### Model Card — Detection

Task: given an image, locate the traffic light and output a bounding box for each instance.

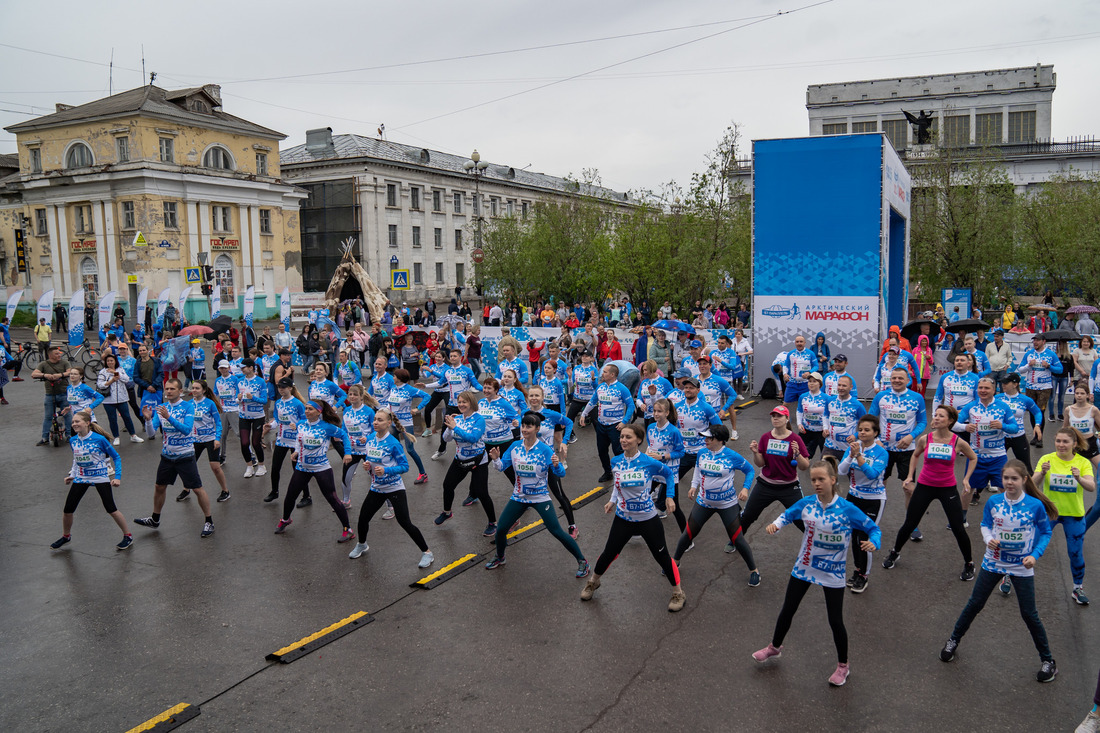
[200,265,214,296]
[201,281,212,295]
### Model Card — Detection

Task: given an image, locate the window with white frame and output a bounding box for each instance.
[34,208,47,236]
[203,146,233,170]
[74,204,92,234]
[121,201,135,230]
[432,190,442,212]
[80,257,99,304]
[386,183,398,207]
[117,136,130,162]
[506,199,515,216]
[255,152,268,176]
[212,205,232,233]
[388,224,398,247]
[410,187,420,210]
[490,197,499,217]
[214,253,235,304]
[434,227,442,249]
[259,209,272,234]
[163,202,179,229]
[413,262,422,284]
[159,137,174,163]
[453,191,463,214]
[65,143,93,169]
[412,226,421,248]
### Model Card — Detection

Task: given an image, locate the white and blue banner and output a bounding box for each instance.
[97,290,117,333]
[68,289,85,347]
[243,286,255,328]
[157,288,171,325]
[136,287,149,329]
[211,286,222,319]
[280,287,291,332]
[37,290,54,327]
[5,289,23,321]
[942,288,972,321]
[178,286,193,325]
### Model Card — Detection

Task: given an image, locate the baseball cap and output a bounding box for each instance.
[700,428,714,438]
[834,353,848,362]
[888,345,900,353]
[217,361,230,370]
[277,377,295,388]
[1001,372,1021,384]
[672,369,690,379]
[241,357,256,368]
[771,405,790,417]
[808,371,823,382]
[1031,333,1046,340]
[696,355,711,364]
[680,375,700,388]
[689,339,702,348]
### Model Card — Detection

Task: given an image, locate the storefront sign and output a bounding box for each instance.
[211,239,240,251]
[71,239,97,253]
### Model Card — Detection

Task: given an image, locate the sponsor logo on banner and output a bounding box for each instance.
[759,301,871,322]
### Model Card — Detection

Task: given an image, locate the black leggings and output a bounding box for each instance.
[674,503,755,570]
[358,490,428,551]
[772,576,848,663]
[239,417,265,463]
[594,515,679,585]
[801,430,825,459]
[422,391,447,428]
[740,478,805,533]
[1005,434,1034,475]
[442,457,495,522]
[64,482,117,514]
[566,399,587,424]
[283,468,349,528]
[548,473,575,526]
[494,499,584,561]
[270,445,309,498]
[892,482,972,562]
[847,495,885,576]
[437,405,461,452]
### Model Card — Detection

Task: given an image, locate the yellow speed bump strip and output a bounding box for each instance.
[495,485,609,546]
[735,399,758,411]
[124,703,199,732]
[265,611,373,663]
[570,486,608,510]
[410,552,479,589]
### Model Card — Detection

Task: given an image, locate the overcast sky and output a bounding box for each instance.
[2,0,1097,194]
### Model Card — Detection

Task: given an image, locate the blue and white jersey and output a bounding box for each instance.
[308,378,347,409]
[680,354,700,378]
[1020,347,1063,391]
[933,371,981,412]
[362,432,409,493]
[272,397,307,448]
[228,357,244,377]
[666,388,687,408]
[235,375,269,420]
[495,440,564,503]
[151,399,196,458]
[478,396,520,444]
[368,370,395,403]
[646,420,685,476]
[610,452,676,522]
[294,419,349,473]
[868,389,927,450]
[571,364,599,401]
[536,375,565,409]
[692,447,755,510]
[710,347,743,382]
[699,374,736,414]
[676,398,721,455]
[796,390,828,432]
[444,412,487,461]
[342,404,377,456]
[981,493,1053,577]
[426,365,479,407]
[773,495,882,588]
[532,406,572,446]
[584,381,635,426]
[824,395,866,451]
[66,384,104,417]
[873,360,911,392]
[1092,359,1100,395]
[422,363,447,390]
[781,348,814,383]
[498,385,528,415]
[260,354,280,399]
[335,360,362,387]
[838,442,889,499]
[1000,392,1043,439]
[637,376,674,420]
[68,432,121,482]
[954,398,1018,458]
[190,396,222,443]
[215,374,240,412]
[386,384,429,428]
[188,347,206,369]
[119,354,137,380]
[495,357,530,384]
[823,370,858,398]
[965,349,992,378]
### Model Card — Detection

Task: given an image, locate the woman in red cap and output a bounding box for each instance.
[739,405,810,535]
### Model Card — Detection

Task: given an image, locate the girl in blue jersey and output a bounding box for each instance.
[386,369,430,485]
[50,410,132,551]
[63,368,104,423]
[1000,372,1043,475]
[646,398,686,528]
[837,416,889,593]
[567,350,600,430]
[434,391,497,535]
[182,380,229,504]
[262,377,309,505]
[347,409,434,569]
[753,456,881,687]
[308,362,347,410]
[527,386,578,537]
[498,368,529,424]
[368,355,395,404]
[537,360,567,412]
[796,372,828,458]
[214,362,239,464]
[236,358,269,480]
[581,424,687,612]
[339,384,379,507]
[485,412,589,577]
[637,360,674,428]
[939,460,1058,684]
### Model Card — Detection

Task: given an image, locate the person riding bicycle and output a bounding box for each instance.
[32,345,72,445]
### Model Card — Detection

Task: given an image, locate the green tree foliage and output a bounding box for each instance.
[1016,172,1100,304]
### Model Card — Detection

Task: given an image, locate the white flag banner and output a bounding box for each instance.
[97,290,118,333]
[5,289,24,321]
[36,290,54,327]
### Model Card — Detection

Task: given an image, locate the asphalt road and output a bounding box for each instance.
[1,375,1098,732]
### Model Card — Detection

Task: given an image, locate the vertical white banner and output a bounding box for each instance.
[97,290,118,333]
[136,287,149,330]
[280,286,290,332]
[68,289,85,346]
[5,289,24,321]
[157,287,171,325]
[244,286,255,328]
[36,290,55,327]
[179,286,194,320]
[211,286,221,319]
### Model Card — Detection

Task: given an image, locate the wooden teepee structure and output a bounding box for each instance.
[324,237,387,323]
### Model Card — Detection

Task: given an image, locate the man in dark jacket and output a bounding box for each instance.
[368,323,386,363]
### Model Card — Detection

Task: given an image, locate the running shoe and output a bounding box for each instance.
[0,398,7,405]
[1074,587,1091,606]
[36,440,49,446]
[462,495,479,507]
[482,522,498,537]
[431,450,445,461]
[176,489,191,502]
[341,499,352,509]
[337,529,356,543]
[737,393,745,400]
[414,473,428,485]
[752,644,782,662]
[828,663,850,687]
[421,428,432,438]
[216,490,231,503]
[668,589,686,612]
[882,550,899,569]
[348,542,369,559]
[263,491,279,503]
[485,556,506,570]
[657,510,668,519]
[910,527,923,542]
[1075,710,1100,733]
[568,434,578,445]
[576,559,590,578]
[296,496,313,508]
[418,551,434,569]
[382,507,395,520]
[201,521,215,538]
[730,430,739,441]
[113,437,121,446]
[243,465,255,478]
[684,542,695,553]
[1037,659,1058,683]
[1000,576,1013,596]
[748,570,761,588]
[960,562,976,581]
[274,518,292,534]
[11,376,23,381]
[850,574,868,594]
[254,465,267,477]
[133,517,160,528]
[50,535,71,549]
[940,638,958,662]
[116,535,133,551]
[569,525,579,540]
[846,572,857,588]
[434,511,452,525]
[130,435,144,443]
[597,472,612,483]
[580,577,601,600]
[725,542,737,553]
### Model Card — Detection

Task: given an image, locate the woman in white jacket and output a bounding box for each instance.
[97,353,144,446]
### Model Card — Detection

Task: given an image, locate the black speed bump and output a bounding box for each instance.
[266,611,373,663]
[410,553,479,589]
[124,703,200,732]
[570,486,608,510]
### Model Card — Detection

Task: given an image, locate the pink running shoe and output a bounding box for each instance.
[752,644,782,662]
[828,663,850,686]
[338,529,356,543]
[274,519,292,534]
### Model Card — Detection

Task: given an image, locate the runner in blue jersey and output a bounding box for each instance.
[263,378,309,505]
[64,367,105,422]
[679,339,703,378]
[478,377,521,499]
[566,350,600,432]
[823,354,858,399]
[308,362,347,410]
[180,380,229,504]
[236,358,269,480]
[186,339,206,385]
[134,378,215,538]
[822,374,866,461]
[434,391,497,534]
[335,350,363,390]
[869,366,929,540]
[226,345,244,377]
[837,416,889,593]
[999,372,1044,474]
[527,385,579,537]
[339,384,378,507]
[671,375,722,533]
[50,410,132,551]
[698,355,739,441]
[710,334,744,393]
[386,369,430,485]
[646,398,686,526]
[419,349,479,460]
[796,372,829,458]
[933,353,981,414]
[940,460,1058,684]
[494,341,530,384]
[418,350,449,438]
[780,335,815,417]
[485,413,589,576]
[498,368,529,418]
[1019,333,1061,440]
[637,360,674,427]
[536,359,567,412]
[753,456,881,687]
[347,409,434,569]
[214,362,239,464]
[579,362,636,484]
[873,348,912,392]
[962,336,992,378]
[581,424,687,612]
[954,377,1019,513]
[367,355,394,404]
[275,399,354,542]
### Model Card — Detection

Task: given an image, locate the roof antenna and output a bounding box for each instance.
[109,48,114,95]
[142,44,145,85]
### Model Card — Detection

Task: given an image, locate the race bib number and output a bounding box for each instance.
[303,437,323,449]
[681,428,697,439]
[830,415,847,427]
[1049,473,1077,492]
[75,455,95,467]
[1072,418,1091,432]
[618,469,646,487]
[813,531,846,550]
[366,447,384,460]
[766,439,789,456]
[516,461,537,476]
[951,387,969,397]
[886,410,907,424]
[927,443,953,460]
[698,458,722,476]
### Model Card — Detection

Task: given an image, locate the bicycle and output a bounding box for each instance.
[16,341,39,370]
[35,377,69,447]
[58,341,103,380]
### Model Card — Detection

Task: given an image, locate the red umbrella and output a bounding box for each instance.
[179,325,214,337]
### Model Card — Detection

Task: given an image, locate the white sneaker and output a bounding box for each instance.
[130,435,144,443]
[737,394,745,400]
[431,450,444,461]
[418,551,434,569]
[1076,710,1100,733]
[113,437,121,446]
[731,430,739,441]
[382,507,396,520]
[243,465,255,478]
[421,429,432,438]
[348,542,369,559]
[254,465,267,477]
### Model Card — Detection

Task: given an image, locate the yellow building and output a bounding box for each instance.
[1,83,305,322]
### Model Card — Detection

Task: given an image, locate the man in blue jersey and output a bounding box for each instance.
[869,367,928,488]
[823,353,858,399]
[953,376,1018,512]
[1019,333,1062,444]
[823,374,865,461]
[780,335,814,418]
[579,363,636,483]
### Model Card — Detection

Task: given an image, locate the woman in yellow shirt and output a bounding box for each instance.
[1034,427,1096,605]
[1001,305,1016,331]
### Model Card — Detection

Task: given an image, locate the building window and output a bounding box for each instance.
[1008,111,1037,143]
[881,119,908,150]
[159,137,174,163]
[74,204,92,234]
[506,199,515,216]
[851,121,877,133]
[30,148,41,173]
[259,209,272,235]
[388,224,398,247]
[456,263,465,287]
[117,136,130,162]
[121,201,135,230]
[490,197,499,217]
[413,262,422,285]
[432,190,442,212]
[453,192,463,214]
[434,228,442,249]
[410,187,420,210]
[35,208,47,236]
[212,205,231,233]
[214,253,235,305]
[80,257,99,305]
[412,226,421,248]
[435,262,444,283]
[204,146,234,170]
[65,143,93,169]
[522,201,529,218]
[256,152,268,176]
[455,229,463,250]
[822,123,847,136]
[943,115,970,147]
[976,113,1003,145]
[386,183,398,207]
[163,202,179,229]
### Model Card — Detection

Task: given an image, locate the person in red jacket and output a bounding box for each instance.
[600,330,623,363]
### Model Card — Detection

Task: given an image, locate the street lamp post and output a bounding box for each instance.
[463,150,488,295]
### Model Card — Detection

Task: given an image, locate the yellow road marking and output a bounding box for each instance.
[415,553,476,586]
[124,703,190,733]
[570,487,605,505]
[270,611,368,657]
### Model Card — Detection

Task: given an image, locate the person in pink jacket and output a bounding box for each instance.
[911,335,935,397]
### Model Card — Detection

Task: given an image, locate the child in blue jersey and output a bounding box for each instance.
[63,368,105,422]
[50,410,132,551]
[308,362,347,410]
[186,339,206,385]
[753,455,881,687]
[180,380,230,504]
[637,360,674,427]
[537,359,567,412]
[999,372,1043,474]
[497,368,529,417]
[485,413,589,577]
[434,391,497,534]
[263,377,309,505]
[837,416,889,593]
[386,369,430,485]
[646,398,685,525]
[581,424,687,612]
[339,384,379,506]
[796,372,828,458]
[940,460,1059,684]
[527,386,579,537]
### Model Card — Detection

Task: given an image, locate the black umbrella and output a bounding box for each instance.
[944,318,990,334]
[206,314,233,339]
[1036,328,1078,342]
[900,319,941,342]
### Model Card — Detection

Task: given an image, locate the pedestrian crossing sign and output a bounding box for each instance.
[185,267,201,284]
[391,270,410,290]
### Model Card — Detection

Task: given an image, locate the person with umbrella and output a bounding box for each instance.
[1020,334,1064,444]
[1074,308,1100,336]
